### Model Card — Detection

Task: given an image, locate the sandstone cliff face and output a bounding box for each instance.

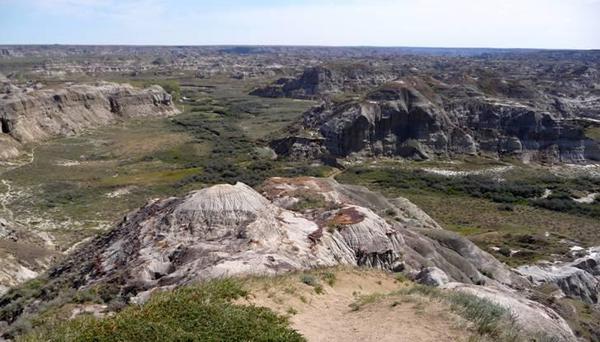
[0,82,178,159]
[271,78,600,163]
[0,177,576,340]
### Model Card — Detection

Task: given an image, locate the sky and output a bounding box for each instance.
[0,0,599,49]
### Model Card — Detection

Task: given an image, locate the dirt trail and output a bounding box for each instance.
[328,168,343,180]
[245,269,471,342]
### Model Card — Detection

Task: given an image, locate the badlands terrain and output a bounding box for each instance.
[0,45,599,341]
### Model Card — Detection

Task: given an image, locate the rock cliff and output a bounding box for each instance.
[270,78,600,163]
[0,82,179,159]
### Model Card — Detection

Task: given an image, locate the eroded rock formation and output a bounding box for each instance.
[0,82,179,159]
[250,64,395,99]
[517,248,600,305]
[0,177,576,340]
[264,67,600,163]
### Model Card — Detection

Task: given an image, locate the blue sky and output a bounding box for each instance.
[0,0,599,48]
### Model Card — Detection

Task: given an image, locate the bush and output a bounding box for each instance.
[497,204,514,211]
[299,274,319,287]
[339,167,600,218]
[19,279,304,342]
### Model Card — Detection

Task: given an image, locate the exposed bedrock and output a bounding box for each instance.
[0,82,179,159]
[0,177,577,340]
[517,248,600,305]
[263,69,600,163]
[0,218,57,296]
[250,64,395,99]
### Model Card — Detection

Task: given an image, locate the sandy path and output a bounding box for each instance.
[245,269,470,342]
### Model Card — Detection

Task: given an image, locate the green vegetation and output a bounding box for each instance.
[321,272,337,287]
[167,110,330,188]
[447,292,514,336]
[346,281,527,341]
[339,167,600,217]
[298,274,324,294]
[289,191,327,211]
[338,165,600,265]
[584,126,600,141]
[19,279,304,342]
[404,285,521,341]
[299,274,319,287]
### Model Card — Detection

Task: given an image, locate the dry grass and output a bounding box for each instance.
[241,267,474,342]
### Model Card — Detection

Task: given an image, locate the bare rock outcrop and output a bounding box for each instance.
[265,68,600,163]
[516,248,600,305]
[445,282,576,341]
[37,179,521,292]
[0,82,179,159]
[0,177,576,340]
[250,64,395,99]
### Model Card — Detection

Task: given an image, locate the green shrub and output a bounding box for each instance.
[19,279,304,342]
[394,273,409,283]
[339,167,600,218]
[313,285,324,295]
[290,192,326,212]
[497,204,514,211]
[299,274,319,287]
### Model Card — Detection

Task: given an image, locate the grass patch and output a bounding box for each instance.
[405,285,520,341]
[18,279,304,342]
[290,191,327,212]
[584,126,600,141]
[349,293,385,311]
[299,274,319,287]
[99,167,201,187]
[320,272,337,287]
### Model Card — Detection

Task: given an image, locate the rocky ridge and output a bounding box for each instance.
[0,177,577,340]
[250,64,396,99]
[263,65,600,163]
[0,82,179,159]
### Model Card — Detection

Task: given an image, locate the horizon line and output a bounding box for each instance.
[1,44,599,52]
